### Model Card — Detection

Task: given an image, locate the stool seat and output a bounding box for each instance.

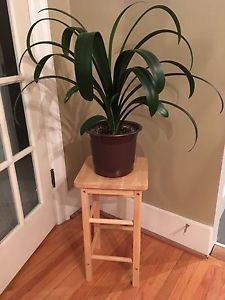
[74,156,148,191]
[74,156,148,287]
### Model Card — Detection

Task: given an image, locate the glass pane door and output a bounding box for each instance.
[0,0,40,242]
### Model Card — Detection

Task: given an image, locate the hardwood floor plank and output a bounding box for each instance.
[45,230,130,300]
[2,213,225,300]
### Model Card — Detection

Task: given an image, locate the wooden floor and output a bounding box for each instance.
[2,214,225,300]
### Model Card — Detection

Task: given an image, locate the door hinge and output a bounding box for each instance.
[50,169,56,188]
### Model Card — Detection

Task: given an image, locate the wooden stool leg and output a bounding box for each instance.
[132,191,142,287]
[81,189,92,281]
[93,194,101,249]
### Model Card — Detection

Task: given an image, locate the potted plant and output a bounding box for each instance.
[19,3,223,177]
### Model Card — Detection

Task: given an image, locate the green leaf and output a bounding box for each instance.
[134,29,194,70]
[161,60,195,98]
[75,32,95,101]
[113,50,133,93]
[120,83,142,110]
[108,2,141,69]
[119,96,146,120]
[64,85,79,103]
[120,103,143,122]
[120,5,182,53]
[165,73,224,113]
[113,49,165,94]
[26,17,72,64]
[34,53,75,82]
[134,49,165,93]
[61,26,85,56]
[92,78,106,101]
[125,67,159,116]
[193,75,224,113]
[161,100,198,151]
[39,7,87,31]
[75,32,112,101]
[157,102,169,117]
[80,115,106,135]
[19,41,74,70]
[128,96,147,106]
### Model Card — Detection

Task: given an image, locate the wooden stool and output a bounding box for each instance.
[74,156,148,287]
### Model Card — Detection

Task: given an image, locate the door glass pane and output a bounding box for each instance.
[15,154,39,217]
[1,84,29,154]
[0,0,18,77]
[0,169,18,241]
[0,130,5,163]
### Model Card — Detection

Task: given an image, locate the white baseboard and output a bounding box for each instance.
[100,197,214,255]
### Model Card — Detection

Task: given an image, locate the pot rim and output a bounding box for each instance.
[87,120,142,138]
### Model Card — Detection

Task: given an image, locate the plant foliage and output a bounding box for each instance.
[20,4,224,151]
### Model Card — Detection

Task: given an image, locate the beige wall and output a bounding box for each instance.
[48,0,225,225]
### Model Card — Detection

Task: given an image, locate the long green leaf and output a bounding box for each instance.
[120,95,146,119]
[124,67,159,116]
[39,7,86,30]
[134,29,194,70]
[113,49,164,95]
[61,26,85,56]
[134,49,165,93]
[113,50,133,93]
[75,32,112,101]
[92,38,113,98]
[92,78,106,101]
[64,85,79,103]
[120,5,182,53]
[161,60,195,98]
[165,73,224,113]
[75,32,95,101]
[26,18,72,64]
[161,100,198,151]
[93,94,106,111]
[19,41,74,70]
[63,83,106,111]
[108,2,141,69]
[119,76,138,107]
[80,115,106,135]
[120,83,142,110]
[120,103,142,122]
[34,53,75,82]
[120,96,168,120]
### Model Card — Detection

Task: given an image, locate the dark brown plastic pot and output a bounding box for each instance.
[87,121,142,178]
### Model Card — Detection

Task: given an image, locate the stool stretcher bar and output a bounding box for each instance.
[91,254,132,263]
[100,224,133,231]
[89,218,133,226]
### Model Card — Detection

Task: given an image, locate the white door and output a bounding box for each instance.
[0,0,62,293]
